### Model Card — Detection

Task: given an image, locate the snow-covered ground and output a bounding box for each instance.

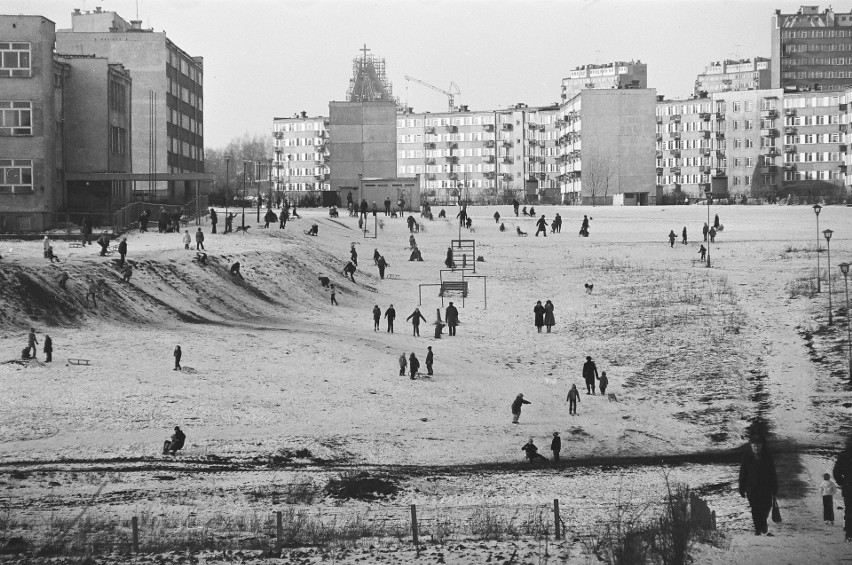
[1,203,851,562]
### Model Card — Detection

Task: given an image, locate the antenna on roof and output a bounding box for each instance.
[136,0,139,20]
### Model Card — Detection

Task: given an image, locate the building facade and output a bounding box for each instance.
[771,5,852,92]
[272,113,329,198]
[56,7,204,202]
[328,100,397,194]
[0,15,67,231]
[694,58,771,95]
[561,61,647,101]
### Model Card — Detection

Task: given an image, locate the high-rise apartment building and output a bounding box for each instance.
[561,61,647,101]
[694,58,772,95]
[56,7,204,202]
[655,95,717,199]
[771,5,852,92]
[272,113,329,197]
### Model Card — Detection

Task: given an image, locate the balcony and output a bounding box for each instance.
[785,145,797,153]
[502,140,514,148]
[656,134,663,142]
[502,157,514,164]
[759,165,777,174]
[538,125,546,132]
[699,147,711,156]
[841,125,848,133]
[761,109,778,119]
[484,155,495,163]
[273,131,283,139]
[712,168,727,177]
[784,126,797,135]
[314,175,326,182]
[445,155,459,163]
[701,130,711,139]
[671,149,682,158]
[656,116,663,124]
[841,103,848,112]
[448,172,459,180]
[425,158,436,165]
[764,146,779,156]
[502,123,513,131]
[841,144,848,152]
[785,108,797,117]
[655,167,664,175]
[655,150,664,159]
[528,122,537,129]
[699,165,711,174]
[783,163,796,171]
[425,127,436,134]
[528,139,538,146]
[714,131,725,139]
[502,173,513,180]
[424,142,436,149]
[426,173,436,181]
[840,164,848,172]
[760,128,778,138]
[446,125,458,133]
[670,131,681,140]
[671,114,681,123]
[484,124,495,132]
[485,140,495,148]
[484,171,496,179]
[671,167,682,175]
[715,150,726,159]
[447,142,458,150]
[714,112,724,121]
[698,183,710,191]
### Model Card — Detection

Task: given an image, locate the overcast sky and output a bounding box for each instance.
[14,0,822,147]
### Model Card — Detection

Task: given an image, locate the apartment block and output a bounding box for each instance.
[561,61,647,101]
[694,58,772,95]
[772,5,852,92]
[272,113,329,195]
[56,7,204,202]
[0,15,67,231]
[558,89,657,205]
[781,91,846,197]
[655,95,716,199]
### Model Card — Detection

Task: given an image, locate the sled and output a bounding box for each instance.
[67,358,91,365]
[385,274,400,280]
[68,242,84,248]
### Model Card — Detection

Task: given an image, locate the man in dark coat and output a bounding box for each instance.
[703,222,709,242]
[377,255,388,279]
[582,356,598,394]
[96,232,110,257]
[445,247,455,269]
[425,346,434,376]
[533,301,545,333]
[535,215,548,237]
[445,302,459,336]
[833,439,852,540]
[43,335,53,363]
[117,237,128,267]
[163,426,186,455]
[360,199,368,221]
[682,226,687,245]
[551,432,561,462]
[511,393,530,424]
[372,305,382,331]
[82,215,93,244]
[522,438,546,463]
[210,208,218,233]
[408,352,420,380]
[739,436,778,536]
[513,199,520,217]
[138,210,149,232]
[384,197,392,216]
[384,304,396,333]
[406,308,427,336]
[343,261,356,282]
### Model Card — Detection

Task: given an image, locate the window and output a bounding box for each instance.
[0,42,31,77]
[0,101,32,135]
[0,159,33,193]
[109,126,127,155]
[745,120,754,130]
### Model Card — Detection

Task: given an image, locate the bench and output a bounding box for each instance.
[439,281,468,297]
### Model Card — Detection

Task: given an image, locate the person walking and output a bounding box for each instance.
[398,352,407,376]
[682,226,688,245]
[173,345,182,371]
[343,261,357,282]
[85,280,100,307]
[445,302,459,336]
[513,199,520,217]
[583,356,598,394]
[56,272,69,290]
[533,300,545,333]
[350,243,358,266]
[195,228,205,251]
[567,384,581,415]
[385,304,396,333]
[535,215,548,237]
[739,435,778,536]
[668,230,676,248]
[409,352,420,380]
[425,346,434,376]
[493,211,501,224]
[360,198,368,221]
[703,222,709,242]
[43,235,51,259]
[96,232,110,256]
[511,393,530,424]
[833,439,852,540]
[709,226,716,243]
[27,328,38,359]
[372,305,382,331]
[43,335,53,363]
[580,215,590,237]
[551,432,561,462]
[183,230,192,250]
[554,213,562,233]
[406,307,427,336]
[698,245,707,262]
[445,247,455,269]
[279,207,288,229]
[330,285,338,306]
[714,213,720,229]
[544,300,555,333]
[118,237,128,267]
[598,371,609,395]
[373,248,381,265]
[376,255,388,279]
[820,472,838,525]
[82,215,93,245]
[210,208,218,234]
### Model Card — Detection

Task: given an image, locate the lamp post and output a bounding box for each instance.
[813,204,822,292]
[256,160,262,222]
[224,156,230,224]
[704,186,712,267]
[839,262,852,382]
[241,161,248,229]
[267,158,273,212]
[824,228,834,325]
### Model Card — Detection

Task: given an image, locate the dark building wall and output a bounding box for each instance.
[329,101,396,193]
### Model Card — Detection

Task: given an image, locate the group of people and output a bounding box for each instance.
[21,327,51,362]
[398,347,434,379]
[533,300,556,333]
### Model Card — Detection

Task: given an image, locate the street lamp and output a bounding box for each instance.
[704,186,712,267]
[824,228,834,325]
[813,204,822,292]
[225,156,230,227]
[242,160,249,229]
[267,158,273,212]
[256,160,262,222]
[839,262,852,382]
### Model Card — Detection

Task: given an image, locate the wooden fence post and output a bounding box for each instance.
[276,511,283,554]
[553,499,561,540]
[131,516,139,553]
[410,504,419,545]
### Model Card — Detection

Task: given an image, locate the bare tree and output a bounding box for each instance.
[583,148,617,206]
[204,134,272,202]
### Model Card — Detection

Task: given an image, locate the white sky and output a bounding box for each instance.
[11,0,826,147]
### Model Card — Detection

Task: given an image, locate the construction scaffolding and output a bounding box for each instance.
[345,44,399,106]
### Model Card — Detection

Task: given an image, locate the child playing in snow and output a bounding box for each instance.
[820,472,838,524]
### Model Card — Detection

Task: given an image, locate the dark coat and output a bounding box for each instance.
[373,306,381,320]
[409,355,420,373]
[551,436,561,452]
[544,302,555,326]
[533,303,545,327]
[425,350,433,365]
[170,428,186,451]
[385,307,396,320]
[833,448,852,496]
[521,442,539,459]
[265,210,278,223]
[536,217,548,229]
[582,360,598,382]
[406,310,427,325]
[210,210,218,223]
[738,449,778,499]
[360,200,368,214]
[118,240,127,255]
[511,396,530,414]
[445,305,459,326]
[43,336,52,353]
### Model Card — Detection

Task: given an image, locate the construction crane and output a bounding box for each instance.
[404,76,461,112]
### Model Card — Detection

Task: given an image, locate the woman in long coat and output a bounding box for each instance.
[739,435,778,536]
[544,300,555,333]
[533,301,545,333]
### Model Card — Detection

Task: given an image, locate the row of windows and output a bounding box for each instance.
[785,115,841,125]
[783,43,852,53]
[276,152,324,162]
[782,70,852,79]
[658,175,712,184]
[0,159,32,192]
[785,95,842,107]
[275,137,324,147]
[168,49,202,83]
[279,182,329,190]
[786,134,844,144]
[0,101,31,135]
[785,152,843,162]
[167,80,202,110]
[109,126,127,155]
[0,42,30,77]
[169,138,203,161]
[783,57,852,66]
[278,168,326,177]
[274,121,326,132]
[108,80,128,115]
[169,109,203,136]
[425,180,499,189]
[781,29,852,39]
[785,170,844,180]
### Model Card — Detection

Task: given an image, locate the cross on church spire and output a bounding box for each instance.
[360,44,370,60]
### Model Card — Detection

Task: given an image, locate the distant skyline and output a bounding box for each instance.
[11,0,839,147]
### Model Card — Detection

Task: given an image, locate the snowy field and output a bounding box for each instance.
[1,203,851,563]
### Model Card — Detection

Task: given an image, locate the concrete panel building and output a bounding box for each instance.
[561,61,647,101]
[0,15,68,231]
[272,113,329,199]
[558,89,657,205]
[56,7,204,203]
[772,5,852,92]
[694,58,772,95]
[656,95,716,201]
[328,100,397,194]
[59,55,132,213]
